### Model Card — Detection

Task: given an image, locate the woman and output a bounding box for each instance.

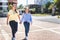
[7,4,20,40]
[20,7,32,40]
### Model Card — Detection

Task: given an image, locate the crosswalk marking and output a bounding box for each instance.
[1,30,11,40]
[0,21,60,40]
[33,21,60,35]
[0,24,11,40]
[0,24,2,30]
[34,25,60,35]
[0,24,1,26]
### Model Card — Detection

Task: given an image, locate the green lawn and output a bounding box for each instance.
[57,15,60,18]
[32,13,50,16]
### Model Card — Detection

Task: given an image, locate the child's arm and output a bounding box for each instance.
[30,14,32,25]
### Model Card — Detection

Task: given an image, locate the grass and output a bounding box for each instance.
[57,15,60,18]
[32,13,50,16]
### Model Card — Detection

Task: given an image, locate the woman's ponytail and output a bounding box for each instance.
[15,9,17,13]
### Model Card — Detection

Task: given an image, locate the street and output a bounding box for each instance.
[0,16,60,40]
[33,16,60,24]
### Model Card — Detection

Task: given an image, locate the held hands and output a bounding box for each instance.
[7,22,8,25]
[30,22,32,25]
[20,22,22,24]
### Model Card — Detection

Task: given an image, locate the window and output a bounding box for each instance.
[0,7,2,10]
[2,0,8,1]
[0,2,2,5]
[3,7,8,12]
[3,2,8,5]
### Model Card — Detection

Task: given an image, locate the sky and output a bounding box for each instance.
[17,0,54,7]
[17,0,34,6]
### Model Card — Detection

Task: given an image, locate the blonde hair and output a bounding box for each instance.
[25,7,29,9]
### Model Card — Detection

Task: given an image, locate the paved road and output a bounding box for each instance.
[0,17,60,40]
[33,16,60,24]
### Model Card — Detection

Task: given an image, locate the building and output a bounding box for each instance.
[8,0,17,6]
[0,0,17,16]
[0,0,8,14]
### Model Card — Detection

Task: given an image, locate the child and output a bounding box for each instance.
[20,7,32,40]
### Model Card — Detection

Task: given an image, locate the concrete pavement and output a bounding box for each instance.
[0,16,60,40]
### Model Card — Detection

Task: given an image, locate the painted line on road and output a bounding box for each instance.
[34,25,60,29]
[0,24,2,30]
[0,23,60,39]
[33,24,60,35]
[13,29,45,34]
[49,30,60,34]
[1,29,11,40]
[0,24,1,26]
[8,25,60,35]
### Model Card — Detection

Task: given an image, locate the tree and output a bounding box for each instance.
[45,2,52,13]
[46,2,52,9]
[54,0,60,18]
[18,4,23,9]
[54,0,57,3]
[53,0,60,9]
[56,0,60,9]
[8,3,13,11]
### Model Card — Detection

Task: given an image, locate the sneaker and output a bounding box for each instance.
[22,37,28,40]
[12,37,15,40]
[25,36,28,40]
[22,38,27,40]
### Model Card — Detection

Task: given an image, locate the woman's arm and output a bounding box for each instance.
[7,10,11,25]
[18,15,20,22]
[20,14,24,24]
[7,15,9,25]
[17,10,20,23]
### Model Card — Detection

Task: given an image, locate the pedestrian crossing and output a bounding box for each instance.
[0,20,60,40]
[33,20,60,35]
[1,29,11,40]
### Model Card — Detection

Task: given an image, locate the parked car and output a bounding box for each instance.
[19,10,23,15]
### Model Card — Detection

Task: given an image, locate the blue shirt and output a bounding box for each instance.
[21,13,32,23]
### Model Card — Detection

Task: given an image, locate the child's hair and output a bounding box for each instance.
[24,7,30,13]
[25,7,29,10]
